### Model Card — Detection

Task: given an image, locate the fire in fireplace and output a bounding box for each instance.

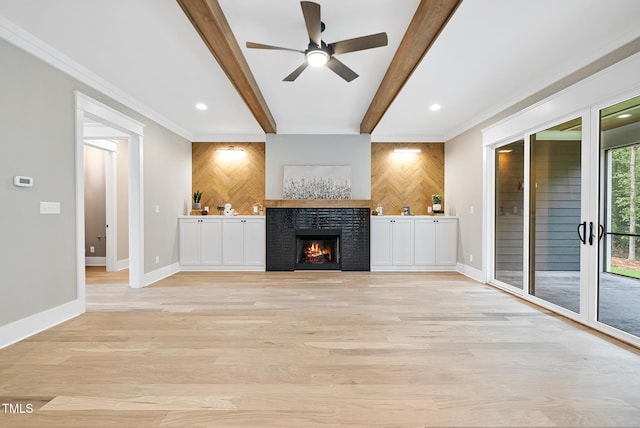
[295,229,341,270]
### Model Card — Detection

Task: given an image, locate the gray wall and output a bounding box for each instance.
[84,145,107,258]
[0,38,191,328]
[265,134,371,199]
[116,139,129,263]
[1,39,78,325]
[143,124,192,273]
[445,127,485,271]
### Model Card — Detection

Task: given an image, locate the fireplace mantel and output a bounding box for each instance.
[264,199,371,209]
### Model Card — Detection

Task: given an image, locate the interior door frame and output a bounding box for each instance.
[83,139,118,272]
[75,91,145,302]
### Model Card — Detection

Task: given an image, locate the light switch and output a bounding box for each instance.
[40,201,61,214]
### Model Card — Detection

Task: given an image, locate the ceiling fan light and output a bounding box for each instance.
[306,49,329,67]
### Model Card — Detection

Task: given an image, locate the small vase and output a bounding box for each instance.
[193,203,201,210]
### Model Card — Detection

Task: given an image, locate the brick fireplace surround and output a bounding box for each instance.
[264,200,371,271]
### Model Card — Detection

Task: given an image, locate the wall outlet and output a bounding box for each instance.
[469,254,473,262]
[155,255,160,264]
[155,205,160,213]
[470,205,474,215]
[89,246,95,253]
[40,201,61,214]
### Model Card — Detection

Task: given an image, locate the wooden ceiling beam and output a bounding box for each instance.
[177,0,277,134]
[360,0,462,135]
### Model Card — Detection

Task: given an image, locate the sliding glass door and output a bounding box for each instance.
[529,118,583,313]
[598,96,640,337]
[494,140,525,289]
[492,115,589,314]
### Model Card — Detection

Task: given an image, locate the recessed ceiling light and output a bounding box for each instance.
[618,113,631,119]
[195,103,208,111]
[498,149,513,153]
[429,104,441,111]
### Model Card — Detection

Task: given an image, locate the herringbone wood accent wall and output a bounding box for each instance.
[192,142,265,215]
[371,143,444,215]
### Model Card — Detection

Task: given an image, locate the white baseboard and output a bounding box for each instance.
[85,256,106,266]
[0,299,84,349]
[143,262,180,287]
[116,258,129,271]
[179,265,266,272]
[456,263,485,283]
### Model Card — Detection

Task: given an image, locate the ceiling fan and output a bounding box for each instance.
[246,1,388,82]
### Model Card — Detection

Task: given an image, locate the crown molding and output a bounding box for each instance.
[0,16,193,141]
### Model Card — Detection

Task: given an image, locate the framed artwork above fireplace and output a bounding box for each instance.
[282,165,352,200]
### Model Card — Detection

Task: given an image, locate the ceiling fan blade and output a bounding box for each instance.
[326,57,358,82]
[329,32,388,55]
[301,1,322,46]
[246,42,303,53]
[283,62,309,82]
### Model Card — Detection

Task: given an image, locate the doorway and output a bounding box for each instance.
[83,135,129,273]
[75,91,145,305]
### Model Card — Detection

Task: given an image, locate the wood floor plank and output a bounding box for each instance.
[0,270,639,426]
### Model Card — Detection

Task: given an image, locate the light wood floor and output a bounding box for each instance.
[1,271,640,427]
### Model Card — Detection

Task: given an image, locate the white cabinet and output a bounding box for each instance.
[179,216,265,271]
[415,218,457,267]
[222,218,265,267]
[370,218,414,266]
[371,216,458,271]
[179,218,222,266]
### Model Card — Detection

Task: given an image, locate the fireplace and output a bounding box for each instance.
[265,204,370,271]
[295,229,341,270]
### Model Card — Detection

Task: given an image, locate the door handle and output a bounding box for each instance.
[589,222,595,246]
[599,224,605,241]
[577,221,586,245]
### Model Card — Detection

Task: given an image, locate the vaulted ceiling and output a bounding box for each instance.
[1,0,640,142]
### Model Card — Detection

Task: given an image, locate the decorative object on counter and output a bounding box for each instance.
[252,202,263,215]
[192,190,203,210]
[376,203,383,216]
[217,205,224,215]
[201,206,209,215]
[432,194,442,213]
[224,203,237,216]
[402,206,412,216]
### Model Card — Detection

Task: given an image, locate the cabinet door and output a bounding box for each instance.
[391,219,414,265]
[371,219,393,266]
[435,219,458,266]
[414,219,437,265]
[222,219,245,265]
[200,219,222,265]
[243,219,265,266]
[179,219,201,265]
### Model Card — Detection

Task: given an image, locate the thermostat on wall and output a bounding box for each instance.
[13,176,34,187]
